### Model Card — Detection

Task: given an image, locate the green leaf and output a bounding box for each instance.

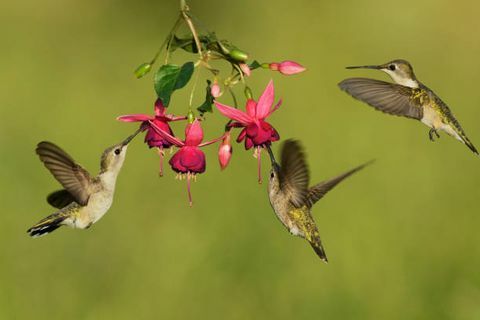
[197,80,214,115]
[134,63,152,78]
[154,62,195,106]
[175,62,195,90]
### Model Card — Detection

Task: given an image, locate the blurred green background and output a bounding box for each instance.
[1,0,480,319]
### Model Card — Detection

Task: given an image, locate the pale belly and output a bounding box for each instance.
[421,106,462,141]
[67,192,114,229]
[269,196,305,238]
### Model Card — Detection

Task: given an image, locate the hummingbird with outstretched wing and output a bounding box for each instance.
[266,140,372,263]
[27,130,140,237]
[339,59,478,155]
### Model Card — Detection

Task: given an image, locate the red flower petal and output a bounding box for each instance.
[170,146,206,174]
[117,114,154,122]
[185,120,204,146]
[214,101,252,125]
[255,80,274,119]
[149,120,184,147]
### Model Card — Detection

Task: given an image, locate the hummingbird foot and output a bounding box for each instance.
[429,128,440,142]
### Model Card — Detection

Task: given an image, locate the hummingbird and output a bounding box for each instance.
[27,129,141,237]
[338,59,478,155]
[266,140,371,263]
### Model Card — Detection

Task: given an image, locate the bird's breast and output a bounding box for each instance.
[421,104,443,129]
[83,191,114,224]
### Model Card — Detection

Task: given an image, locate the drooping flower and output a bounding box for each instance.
[149,119,224,206]
[117,99,185,176]
[267,60,306,75]
[214,80,282,183]
[218,131,233,170]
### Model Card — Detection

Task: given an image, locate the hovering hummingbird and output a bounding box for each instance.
[266,140,371,263]
[27,130,140,237]
[339,59,478,155]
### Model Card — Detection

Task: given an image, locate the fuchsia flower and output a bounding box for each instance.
[218,131,233,170]
[214,80,281,183]
[117,99,185,176]
[268,60,306,75]
[149,119,224,206]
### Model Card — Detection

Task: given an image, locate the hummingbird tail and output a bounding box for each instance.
[463,138,479,155]
[27,213,67,237]
[309,238,328,264]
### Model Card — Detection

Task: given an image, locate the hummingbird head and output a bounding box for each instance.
[347,59,419,88]
[100,129,141,173]
[100,143,129,173]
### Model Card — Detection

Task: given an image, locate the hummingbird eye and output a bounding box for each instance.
[114,148,121,155]
[388,64,396,71]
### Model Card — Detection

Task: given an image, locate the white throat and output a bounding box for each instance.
[99,170,120,191]
[384,70,419,88]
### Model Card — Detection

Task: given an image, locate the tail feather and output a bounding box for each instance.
[463,137,479,155]
[309,237,328,263]
[27,214,67,237]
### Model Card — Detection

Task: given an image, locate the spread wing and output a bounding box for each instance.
[36,141,93,206]
[338,78,423,119]
[47,189,76,208]
[306,160,373,208]
[279,140,310,208]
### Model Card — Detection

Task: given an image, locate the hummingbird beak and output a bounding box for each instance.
[265,145,278,166]
[121,127,143,146]
[346,65,382,70]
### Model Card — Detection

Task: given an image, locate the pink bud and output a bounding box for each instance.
[211,81,222,98]
[218,133,233,170]
[269,60,306,75]
[239,63,251,77]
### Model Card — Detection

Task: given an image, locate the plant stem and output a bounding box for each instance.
[181,5,204,59]
[228,87,238,109]
[189,70,200,109]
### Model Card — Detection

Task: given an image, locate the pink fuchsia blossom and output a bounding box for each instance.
[117,99,185,176]
[218,131,233,170]
[214,80,282,183]
[149,119,224,206]
[268,60,306,75]
[239,63,251,77]
[211,81,222,98]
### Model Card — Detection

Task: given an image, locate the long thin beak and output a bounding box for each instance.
[265,145,278,166]
[121,127,143,146]
[346,65,382,70]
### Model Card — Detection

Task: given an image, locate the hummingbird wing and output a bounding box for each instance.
[338,78,423,119]
[36,142,93,206]
[306,160,373,208]
[47,189,76,209]
[280,140,310,208]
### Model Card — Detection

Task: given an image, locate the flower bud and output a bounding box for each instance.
[211,80,222,98]
[218,133,233,170]
[187,110,195,124]
[228,48,249,62]
[239,63,251,77]
[134,62,152,78]
[269,60,306,75]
